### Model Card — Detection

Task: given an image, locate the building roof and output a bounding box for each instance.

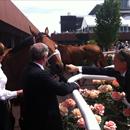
[0,0,39,34]
[88,4,102,15]
[81,15,96,29]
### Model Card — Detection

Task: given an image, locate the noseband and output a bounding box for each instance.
[48,49,61,61]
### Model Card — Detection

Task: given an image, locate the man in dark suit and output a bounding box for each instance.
[22,42,78,130]
[66,49,130,103]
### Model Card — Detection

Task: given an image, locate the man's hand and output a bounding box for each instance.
[66,64,79,73]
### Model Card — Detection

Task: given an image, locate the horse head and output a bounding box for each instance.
[29,27,64,76]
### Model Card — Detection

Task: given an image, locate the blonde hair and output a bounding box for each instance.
[0,42,5,56]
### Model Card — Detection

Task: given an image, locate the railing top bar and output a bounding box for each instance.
[68,74,116,83]
[103,50,116,54]
[103,48,130,55]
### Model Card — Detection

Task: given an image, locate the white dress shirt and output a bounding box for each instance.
[0,64,17,101]
[34,62,44,70]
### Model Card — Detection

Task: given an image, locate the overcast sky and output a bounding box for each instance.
[11,0,104,34]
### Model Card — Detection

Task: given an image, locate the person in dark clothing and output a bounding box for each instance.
[66,49,130,103]
[22,42,78,130]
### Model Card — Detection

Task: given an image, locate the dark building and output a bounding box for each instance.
[60,15,83,33]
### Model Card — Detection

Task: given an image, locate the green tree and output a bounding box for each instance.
[94,0,121,50]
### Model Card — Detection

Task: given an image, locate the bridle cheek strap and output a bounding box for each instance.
[47,49,61,61]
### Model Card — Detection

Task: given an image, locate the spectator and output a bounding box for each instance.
[22,42,78,130]
[66,48,130,104]
[0,42,23,130]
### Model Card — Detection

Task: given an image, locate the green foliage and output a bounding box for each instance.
[86,40,97,45]
[94,0,121,50]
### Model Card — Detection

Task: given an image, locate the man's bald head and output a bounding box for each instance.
[30,42,49,61]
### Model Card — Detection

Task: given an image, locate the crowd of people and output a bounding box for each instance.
[114,41,130,50]
[0,40,130,130]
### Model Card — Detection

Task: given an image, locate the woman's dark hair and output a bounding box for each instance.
[117,49,130,68]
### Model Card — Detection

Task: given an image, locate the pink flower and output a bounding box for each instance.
[59,103,68,116]
[72,108,82,119]
[63,98,76,109]
[111,91,124,101]
[77,117,85,128]
[93,103,105,116]
[89,90,100,99]
[98,84,113,93]
[82,89,100,99]
[123,108,130,117]
[112,79,119,88]
[104,121,117,130]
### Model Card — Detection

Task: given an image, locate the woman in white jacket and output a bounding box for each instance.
[0,42,23,130]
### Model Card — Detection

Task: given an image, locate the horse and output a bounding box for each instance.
[2,28,64,91]
[58,44,106,67]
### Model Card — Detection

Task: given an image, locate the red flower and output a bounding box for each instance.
[123,108,130,117]
[112,80,119,88]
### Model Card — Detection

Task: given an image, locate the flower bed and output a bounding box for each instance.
[59,79,130,130]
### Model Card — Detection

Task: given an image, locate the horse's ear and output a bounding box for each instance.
[45,27,49,35]
[29,26,37,36]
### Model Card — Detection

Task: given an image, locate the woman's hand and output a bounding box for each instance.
[17,89,23,96]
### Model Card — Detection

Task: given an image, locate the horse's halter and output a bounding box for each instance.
[48,49,61,61]
[33,32,62,64]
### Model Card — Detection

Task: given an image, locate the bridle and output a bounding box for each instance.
[33,32,62,64]
[47,49,61,61]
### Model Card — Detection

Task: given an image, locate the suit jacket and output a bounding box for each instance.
[82,66,130,102]
[22,62,77,130]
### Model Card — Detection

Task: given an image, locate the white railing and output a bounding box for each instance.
[68,74,116,130]
[103,50,116,55]
[103,48,130,55]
